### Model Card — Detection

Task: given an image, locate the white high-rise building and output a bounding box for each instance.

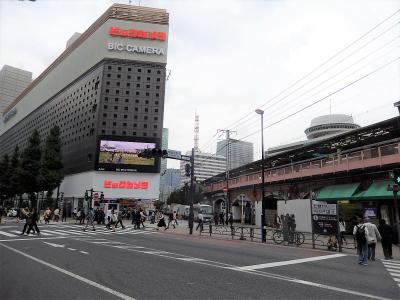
[180,151,226,184]
[0,65,32,114]
[216,138,254,170]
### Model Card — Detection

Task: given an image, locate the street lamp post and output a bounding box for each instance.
[255,109,266,243]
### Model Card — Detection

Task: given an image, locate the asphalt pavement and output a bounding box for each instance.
[0,219,399,300]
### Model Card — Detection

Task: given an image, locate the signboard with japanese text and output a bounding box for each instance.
[312,201,338,235]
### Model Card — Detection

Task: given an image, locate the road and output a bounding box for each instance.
[0,220,399,300]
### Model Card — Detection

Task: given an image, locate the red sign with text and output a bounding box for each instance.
[109,26,166,41]
[103,180,149,189]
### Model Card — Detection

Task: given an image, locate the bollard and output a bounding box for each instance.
[250,228,254,242]
[209,224,212,237]
[239,227,246,240]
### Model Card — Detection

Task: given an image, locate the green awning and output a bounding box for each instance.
[356,180,394,200]
[316,183,360,201]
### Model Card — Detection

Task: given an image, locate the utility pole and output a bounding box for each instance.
[188,148,195,234]
[217,129,236,223]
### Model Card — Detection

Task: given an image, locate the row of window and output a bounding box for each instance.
[100,129,158,137]
[105,81,161,89]
[107,65,162,74]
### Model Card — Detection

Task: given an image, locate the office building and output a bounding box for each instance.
[216,138,253,170]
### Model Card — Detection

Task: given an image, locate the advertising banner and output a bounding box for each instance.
[312,201,338,235]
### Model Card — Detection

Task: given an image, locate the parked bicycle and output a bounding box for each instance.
[272,229,305,246]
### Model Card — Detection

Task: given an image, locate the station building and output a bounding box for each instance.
[0,4,169,211]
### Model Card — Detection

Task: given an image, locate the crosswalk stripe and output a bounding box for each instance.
[393,278,400,282]
[0,230,17,237]
[390,273,400,277]
[52,229,85,236]
[41,230,68,236]
[387,269,400,274]
[382,261,400,266]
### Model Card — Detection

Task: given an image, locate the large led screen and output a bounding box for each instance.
[97,139,158,172]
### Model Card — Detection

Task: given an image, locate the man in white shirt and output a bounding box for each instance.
[353,218,369,266]
[363,217,381,261]
[196,212,204,232]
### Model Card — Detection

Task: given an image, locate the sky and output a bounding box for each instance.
[0,0,399,169]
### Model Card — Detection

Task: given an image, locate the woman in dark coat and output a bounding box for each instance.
[378,219,393,259]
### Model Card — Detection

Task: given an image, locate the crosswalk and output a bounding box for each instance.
[382,259,400,288]
[0,224,156,239]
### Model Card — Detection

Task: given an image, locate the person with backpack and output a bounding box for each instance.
[353,218,370,265]
[363,217,381,261]
[83,208,96,231]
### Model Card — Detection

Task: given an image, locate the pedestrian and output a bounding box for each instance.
[173,211,178,226]
[339,218,347,245]
[19,207,31,235]
[73,207,77,220]
[79,210,86,225]
[106,209,117,232]
[214,212,219,225]
[135,209,141,229]
[26,208,40,236]
[61,206,67,223]
[76,209,81,224]
[99,209,105,225]
[353,218,369,266]
[54,207,60,222]
[196,211,204,231]
[219,211,224,225]
[131,208,137,226]
[228,212,233,228]
[363,217,381,261]
[0,205,3,224]
[274,214,281,229]
[166,212,175,230]
[157,215,167,230]
[140,209,146,228]
[44,207,51,224]
[115,210,125,229]
[83,208,96,231]
[378,219,393,260]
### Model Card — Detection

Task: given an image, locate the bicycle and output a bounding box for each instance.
[272,230,305,246]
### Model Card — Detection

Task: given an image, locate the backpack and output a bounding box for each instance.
[355,225,366,245]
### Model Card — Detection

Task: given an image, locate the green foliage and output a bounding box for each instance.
[9,146,21,198]
[153,200,164,210]
[0,154,10,200]
[167,183,204,205]
[20,129,42,195]
[38,126,64,192]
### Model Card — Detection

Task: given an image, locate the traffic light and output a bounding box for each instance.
[185,163,191,177]
[138,148,168,158]
[393,168,400,184]
[162,150,168,158]
[84,191,89,201]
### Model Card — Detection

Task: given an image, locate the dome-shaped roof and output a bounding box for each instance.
[310,114,355,127]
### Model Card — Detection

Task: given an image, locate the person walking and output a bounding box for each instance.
[140,209,146,228]
[54,207,60,222]
[79,210,86,225]
[339,218,347,245]
[166,213,175,230]
[106,209,117,232]
[44,207,51,224]
[172,211,178,226]
[363,217,381,261]
[75,209,81,224]
[219,211,225,225]
[26,208,40,236]
[73,207,77,220]
[115,210,125,229]
[353,218,369,266]
[83,208,96,231]
[378,219,393,259]
[0,205,3,224]
[157,215,167,230]
[19,207,32,235]
[196,211,204,231]
[61,206,67,223]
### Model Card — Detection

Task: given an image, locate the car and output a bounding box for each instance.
[7,208,18,217]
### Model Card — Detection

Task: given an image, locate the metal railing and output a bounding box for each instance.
[198,224,357,252]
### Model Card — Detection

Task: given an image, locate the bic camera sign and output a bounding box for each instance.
[107,26,166,56]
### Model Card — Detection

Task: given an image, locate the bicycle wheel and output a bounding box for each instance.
[272,230,284,244]
[295,232,305,246]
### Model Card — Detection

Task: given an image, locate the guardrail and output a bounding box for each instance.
[199,224,357,252]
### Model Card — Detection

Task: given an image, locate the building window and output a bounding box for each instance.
[147,69,151,73]
[124,115,128,119]
[133,132,137,136]
[115,98,119,102]
[143,132,147,136]
[114,106,118,110]
[118,67,121,71]
[146,92,149,97]
[157,70,161,74]
[128,68,131,71]
[138,68,141,72]
[127,75,131,79]
[108,66,112,70]
[112,122,116,126]
[124,107,128,111]
[112,130,116,134]
[113,114,117,118]
[147,77,151,81]
[156,78,160,82]
[104,105,108,109]
[133,123,137,128]
[155,101,159,105]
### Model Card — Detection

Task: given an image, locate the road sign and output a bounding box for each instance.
[223,187,228,193]
[93,192,99,199]
[167,149,181,159]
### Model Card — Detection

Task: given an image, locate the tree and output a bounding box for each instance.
[9,146,22,203]
[166,183,204,205]
[153,200,164,210]
[38,126,64,200]
[0,154,10,202]
[20,129,42,206]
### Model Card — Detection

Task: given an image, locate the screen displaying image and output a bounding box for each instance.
[97,139,158,172]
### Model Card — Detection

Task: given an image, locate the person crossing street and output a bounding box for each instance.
[83,208,96,231]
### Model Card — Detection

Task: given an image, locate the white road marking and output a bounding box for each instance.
[0,236,69,242]
[0,230,17,237]
[394,278,400,282]
[382,261,400,267]
[43,242,65,248]
[235,254,347,271]
[68,248,76,251]
[384,264,400,270]
[0,243,136,300]
[79,251,89,255]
